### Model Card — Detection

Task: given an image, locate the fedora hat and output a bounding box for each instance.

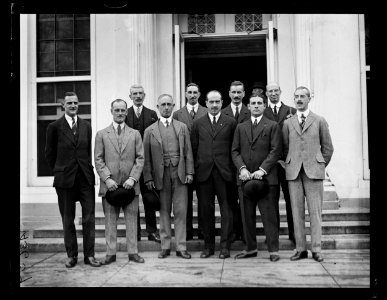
[143,188,160,211]
[105,185,136,208]
[251,81,266,90]
[242,179,268,200]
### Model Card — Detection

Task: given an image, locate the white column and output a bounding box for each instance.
[137,14,157,108]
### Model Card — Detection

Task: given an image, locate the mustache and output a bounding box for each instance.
[297,101,303,104]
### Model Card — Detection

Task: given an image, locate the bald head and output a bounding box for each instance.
[266,82,281,105]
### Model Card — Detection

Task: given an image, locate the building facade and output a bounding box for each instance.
[20,14,370,203]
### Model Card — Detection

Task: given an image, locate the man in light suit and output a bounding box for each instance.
[173,83,207,240]
[263,82,297,244]
[221,81,251,243]
[125,84,160,243]
[282,86,334,262]
[94,99,145,264]
[232,96,282,262]
[191,90,237,259]
[143,94,194,259]
[45,92,101,268]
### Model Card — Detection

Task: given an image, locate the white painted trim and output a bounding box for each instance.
[174,25,181,110]
[358,14,370,180]
[182,30,268,39]
[35,76,91,82]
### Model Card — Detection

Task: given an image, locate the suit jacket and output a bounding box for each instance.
[282,111,334,180]
[94,123,144,197]
[143,119,194,190]
[191,113,237,183]
[222,103,251,124]
[264,102,296,160]
[125,105,158,138]
[232,116,282,186]
[173,104,207,134]
[45,115,95,188]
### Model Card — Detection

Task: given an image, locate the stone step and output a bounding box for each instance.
[87,207,370,226]
[31,220,369,239]
[23,234,370,253]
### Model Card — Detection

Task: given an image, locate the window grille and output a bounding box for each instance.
[188,14,215,34]
[235,14,262,33]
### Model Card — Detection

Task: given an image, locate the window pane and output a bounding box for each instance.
[56,52,73,72]
[37,83,55,103]
[74,81,90,102]
[38,52,55,72]
[76,51,90,72]
[56,40,73,52]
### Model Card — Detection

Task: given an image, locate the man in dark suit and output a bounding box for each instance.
[125,84,160,243]
[45,92,101,268]
[173,83,207,240]
[263,82,297,244]
[221,81,251,243]
[143,94,194,259]
[283,86,333,262]
[191,90,237,259]
[232,96,282,262]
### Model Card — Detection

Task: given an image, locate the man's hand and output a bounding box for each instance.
[239,168,251,181]
[123,178,135,189]
[185,174,193,184]
[251,169,265,180]
[145,181,155,191]
[105,178,118,191]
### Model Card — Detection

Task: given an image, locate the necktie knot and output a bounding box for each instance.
[235,106,239,120]
[117,124,122,135]
[136,107,141,118]
[165,119,169,127]
[190,108,195,119]
[253,118,258,126]
[300,114,306,129]
[212,116,216,125]
[71,117,77,135]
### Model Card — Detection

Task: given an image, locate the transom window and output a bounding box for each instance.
[188,14,215,34]
[235,14,262,33]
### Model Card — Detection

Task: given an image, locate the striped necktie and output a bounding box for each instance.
[71,117,77,135]
[300,114,306,129]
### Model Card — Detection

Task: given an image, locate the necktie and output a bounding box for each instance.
[190,108,195,119]
[235,106,239,120]
[71,117,77,135]
[165,120,169,127]
[300,114,306,129]
[117,124,121,135]
[253,118,258,126]
[212,116,216,125]
[273,105,278,120]
[136,107,141,118]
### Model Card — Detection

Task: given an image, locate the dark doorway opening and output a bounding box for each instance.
[184,37,267,107]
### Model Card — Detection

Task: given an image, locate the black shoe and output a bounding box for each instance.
[158,249,171,259]
[219,248,230,259]
[128,253,145,263]
[65,256,77,268]
[200,249,214,258]
[148,232,161,243]
[101,255,116,265]
[270,254,280,262]
[84,256,102,267]
[176,250,191,259]
[312,252,324,262]
[290,251,308,261]
[234,250,258,259]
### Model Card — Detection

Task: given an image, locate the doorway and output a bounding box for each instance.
[184,36,267,107]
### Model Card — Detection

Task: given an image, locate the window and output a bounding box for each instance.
[188,14,215,34]
[36,14,91,176]
[235,14,262,33]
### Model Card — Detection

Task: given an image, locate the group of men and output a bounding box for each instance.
[45,80,333,268]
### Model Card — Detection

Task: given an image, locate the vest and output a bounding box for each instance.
[158,121,180,167]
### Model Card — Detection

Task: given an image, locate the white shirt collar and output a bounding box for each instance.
[208,112,221,122]
[65,114,77,127]
[251,115,263,124]
[133,105,143,114]
[269,101,282,110]
[186,103,198,112]
[230,102,242,114]
[159,116,173,127]
[112,121,124,130]
[297,108,310,119]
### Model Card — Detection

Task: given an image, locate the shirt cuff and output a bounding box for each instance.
[239,165,247,173]
[129,176,138,182]
[104,176,111,182]
[259,167,267,175]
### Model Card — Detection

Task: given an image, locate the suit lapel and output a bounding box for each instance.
[252,117,266,143]
[107,124,121,154]
[120,124,131,153]
[126,107,134,127]
[182,107,193,126]
[277,104,288,123]
[61,116,76,146]
[239,105,250,123]
[243,121,253,144]
[213,113,227,138]
[202,114,215,137]
[290,115,302,135]
[151,121,162,145]
[302,111,315,133]
[196,105,207,119]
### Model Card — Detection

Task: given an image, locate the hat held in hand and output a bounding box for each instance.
[143,188,160,211]
[105,185,136,208]
[242,178,268,200]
